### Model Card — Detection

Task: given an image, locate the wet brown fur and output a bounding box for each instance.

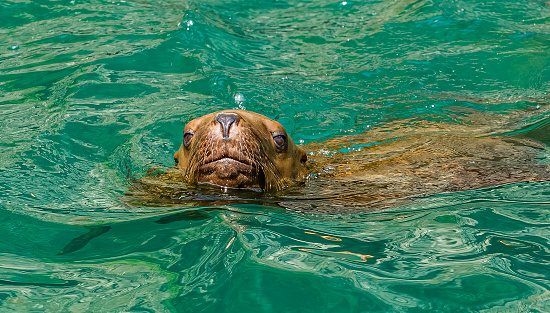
[130,107,550,213]
[173,110,308,191]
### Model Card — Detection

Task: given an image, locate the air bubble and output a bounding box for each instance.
[234,92,246,104]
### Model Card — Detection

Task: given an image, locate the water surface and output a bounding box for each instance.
[1,0,550,311]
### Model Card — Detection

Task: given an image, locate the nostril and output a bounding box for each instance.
[215,112,240,139]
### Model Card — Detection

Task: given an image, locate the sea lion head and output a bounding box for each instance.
[174,110,308,191]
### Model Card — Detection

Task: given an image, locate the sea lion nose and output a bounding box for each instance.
[215,112,240,139]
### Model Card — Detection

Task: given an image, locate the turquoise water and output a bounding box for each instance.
[1,0,550,311]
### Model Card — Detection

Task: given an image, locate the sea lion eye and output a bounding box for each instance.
[272,132,287,149]
[183,130,194,147]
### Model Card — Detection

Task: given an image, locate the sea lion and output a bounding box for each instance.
[130,107,550,213]
[173,110,308,190]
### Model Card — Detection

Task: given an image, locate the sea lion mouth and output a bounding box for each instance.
[197,157,262,188]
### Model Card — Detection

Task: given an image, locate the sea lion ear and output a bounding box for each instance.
[298,148,307,163]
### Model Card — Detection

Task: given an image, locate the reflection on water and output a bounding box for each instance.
[2,197,550,311]
[1,0,550,311]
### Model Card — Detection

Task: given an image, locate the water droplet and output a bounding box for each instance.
[234,92,246,104]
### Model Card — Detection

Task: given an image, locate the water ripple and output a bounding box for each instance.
[2,0,550,311]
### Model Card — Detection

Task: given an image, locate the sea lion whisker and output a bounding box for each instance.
[256,149,284,190]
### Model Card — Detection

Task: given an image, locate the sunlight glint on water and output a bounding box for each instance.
[1,0,550,311]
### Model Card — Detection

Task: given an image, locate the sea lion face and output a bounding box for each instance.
[174,110,307,190]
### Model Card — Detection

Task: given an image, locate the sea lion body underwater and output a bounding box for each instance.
[133,108,550,212]
[173,110,308,191]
